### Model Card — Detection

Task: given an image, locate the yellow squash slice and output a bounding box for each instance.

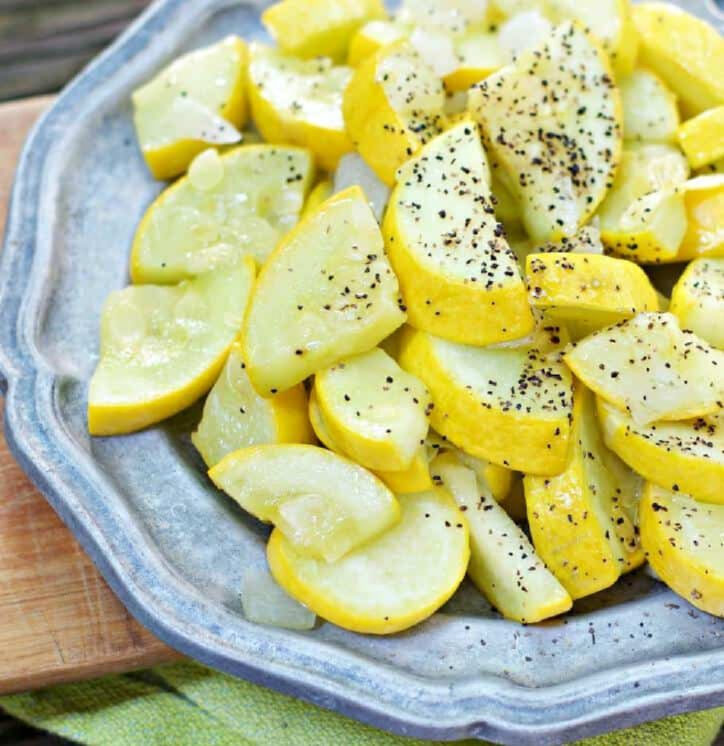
[526,253,659,337]
[426,431,513,502]
[88,258,255,436]
[598,143,690,263]
[620,69,679,144]
[262,0,385,61]
[131,145,314,283]
[676,175,724,260]
[132,37,247,180]
[601,446,646,573]
[303,180,333,217]
[308,389,432,494]
[343,41,446,186]
[384,121,534,346]
[670,258,724,350]
[677,106,724,170]
[209,444,399,563]
[243,187,405,395]
[347,20,407,66]
[549,0,638,76]
[192,342,313,468]
[468,22,622,242]
[566,312,724,426]
[248,44,353,171]
[640,483,724,617]
[432,453,572,623]
[314,348,431,471]
[632,3,724,118]
[398,327,573,475]
[524,386,630,599]
[597,397,724,504]
[267,488,469,634]
[395,0,488,36]
[444,32,504,92]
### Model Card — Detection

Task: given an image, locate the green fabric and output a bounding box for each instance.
[0,662,721,746]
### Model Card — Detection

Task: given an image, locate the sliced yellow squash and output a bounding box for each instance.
[384,120,533,346]
[347,20,407,66]
[342,41,446,185]
[262,0,385,61]
[677,106,724,170]
[444,32,504,92]
[533,223,605,256]
[303,179,333,217]
[398,327,573,475]
[640,483,724,617]
[632,3,724,118]
[314,348,431,471]
[598,143,690,263]
[524,386,627,598]
[242,186,405,395]
[597,397,724,504]
[431,453,571,623]
[527,253,658,337]
[566,312,724,426]
[468,21,622,242]
[395,0,488,36]
[88,258,255,436]
[601,445,646,573]
[670,258,724,350]
[131,145,314,283]
[620,69,679,143]
[210,444,399,563]
[426,431,513,502]
[544,0,638,77]
[248,44,353,171]
[192,342,313,468]
[267,488,469,634]
[308,388,432,494]
[676,174,724,260]
[132,37,247,180]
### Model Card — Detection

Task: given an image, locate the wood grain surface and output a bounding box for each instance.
[0,97,180,696]
[0,1,152,101]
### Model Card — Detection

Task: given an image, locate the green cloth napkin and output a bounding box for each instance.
[0,662,721,745]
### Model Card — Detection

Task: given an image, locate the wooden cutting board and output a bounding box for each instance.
[0,98,180,696]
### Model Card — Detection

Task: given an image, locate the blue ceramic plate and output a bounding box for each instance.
[1,1,723,743]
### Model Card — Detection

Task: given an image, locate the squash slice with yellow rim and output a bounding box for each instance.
[597,397,724,504]
[432,453,572,623]
[242,186,406,395]
[267,488,469,634]
[192,342,313,468]
[565,312,724,426]
[132,37,247,180]
[314,348,431,472]
[398,327,573,475]
[670,258,724,349]
[131,145,314,283]
[248,44,353,171]
[210,444,399,563]
[384,121,534,346]
[342,41,446,186]
[262,0,385,61]
[468,22,622,242]
[524,386,630,599]
[641,483,724,617]
[308,388,432,494]
[89,258,255,436]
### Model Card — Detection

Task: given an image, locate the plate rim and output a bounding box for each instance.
[1,1,724,743]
